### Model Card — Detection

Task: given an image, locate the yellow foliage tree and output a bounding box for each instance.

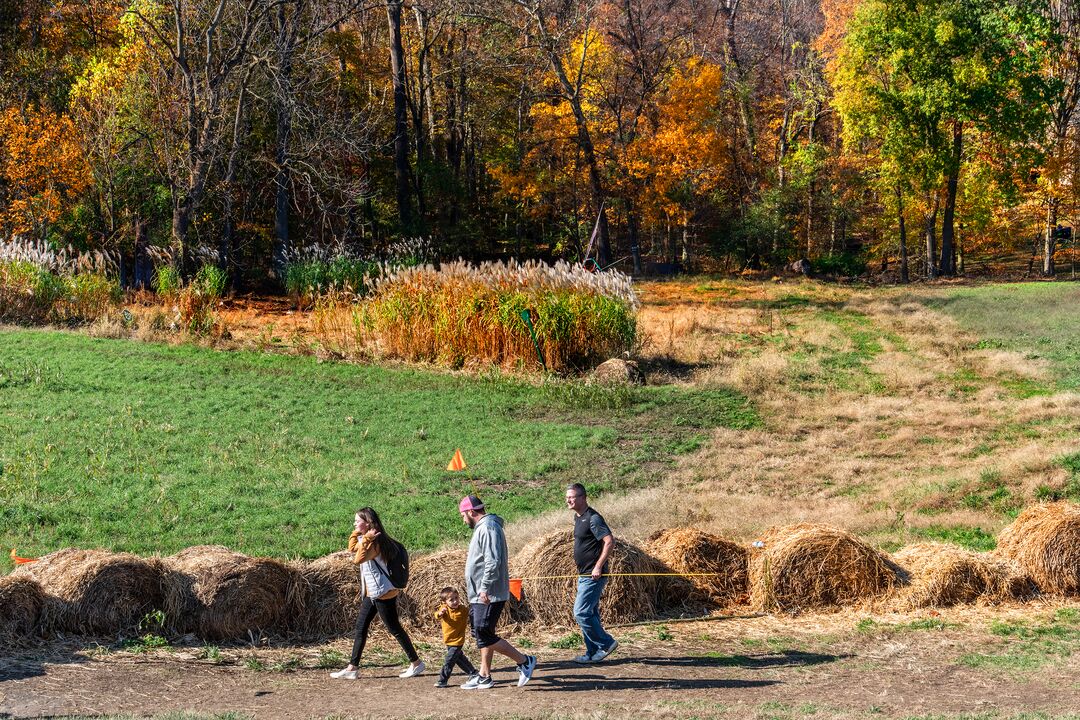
[492,33,729,251]
[624,59,728,228]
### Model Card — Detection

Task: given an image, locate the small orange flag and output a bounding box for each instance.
[509,577,523,601]
[10,548,37,564]
[446,449,467,472]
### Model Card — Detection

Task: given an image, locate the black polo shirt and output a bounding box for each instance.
[573,507,612,575]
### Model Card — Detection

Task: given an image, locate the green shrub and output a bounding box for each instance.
[813,253,867,277]
[0,261,118,325]
[153,266,182,299]
[57,272,122,324]
[193,264,228,300]
[284,257,380,308]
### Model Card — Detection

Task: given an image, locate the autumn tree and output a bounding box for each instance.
[835,0,1058,277]
[0,105,91,241]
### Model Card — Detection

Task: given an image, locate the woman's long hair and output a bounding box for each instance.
[355,507,399,562]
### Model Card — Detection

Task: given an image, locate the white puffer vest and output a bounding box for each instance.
[360,555,395,599]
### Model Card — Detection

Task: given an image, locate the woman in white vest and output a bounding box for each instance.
[330,507,424,680]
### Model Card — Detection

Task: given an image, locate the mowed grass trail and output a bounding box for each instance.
[927,282,1080,390]
[0,328,757,571]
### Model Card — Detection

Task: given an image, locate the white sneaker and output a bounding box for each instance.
[572,653,592,664]
[399,661,425,678]
[516,655,537,687]
[330,667,359,680]
[461,674,494,690]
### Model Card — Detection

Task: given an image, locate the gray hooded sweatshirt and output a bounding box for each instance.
[465,513,510,604]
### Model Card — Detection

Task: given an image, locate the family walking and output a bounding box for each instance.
[329,484,618,689]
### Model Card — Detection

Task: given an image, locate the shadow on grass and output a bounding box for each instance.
[727,295,846,311]
[0,644,87,682]
[635,357,711,382]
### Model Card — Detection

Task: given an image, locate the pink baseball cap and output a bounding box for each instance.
[458,495,484,512]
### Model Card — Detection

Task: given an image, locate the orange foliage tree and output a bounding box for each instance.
[0,105,90,241]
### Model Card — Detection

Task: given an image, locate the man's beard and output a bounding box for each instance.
[466,515,476,529]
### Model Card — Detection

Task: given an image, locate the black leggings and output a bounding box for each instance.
[350,595,419,666]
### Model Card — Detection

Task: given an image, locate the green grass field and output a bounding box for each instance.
[926,282,1080,390]
[0,328,757,571]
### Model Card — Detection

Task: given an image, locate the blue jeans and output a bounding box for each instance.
[573,576,614,658]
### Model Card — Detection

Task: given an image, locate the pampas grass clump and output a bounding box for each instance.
[996,501,1080,595]
[351,260,638,372]
[750,524,898,612]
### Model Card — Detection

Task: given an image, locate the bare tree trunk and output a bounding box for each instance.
[273,4,293,282]
[939,122,963,276]
[924,193,939,279]
[720,0,755,159]
[386,0,414,232]
[520,3,611,265]
[134,216,150,290]
[627,203,642,274]
[1044,197,1059,276]
[896,185,909,284]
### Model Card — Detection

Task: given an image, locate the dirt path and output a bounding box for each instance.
[4,610,1079,719]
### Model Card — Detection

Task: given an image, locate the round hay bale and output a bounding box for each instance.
[398,549,469,631]
[0,575,45,641]
[164,546,303,640]
[12,548,167,635]
[891,542,1035,609]
[510,530,681,627]
[749,524,897,612]
[645,528,749,606]
[293,551,362,638]
[997,501,1080,595]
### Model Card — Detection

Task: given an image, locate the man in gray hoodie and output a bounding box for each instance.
[459,495,538,690]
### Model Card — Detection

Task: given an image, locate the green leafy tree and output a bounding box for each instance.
[834,0,1059,277]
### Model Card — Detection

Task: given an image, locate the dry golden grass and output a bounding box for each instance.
[508,279,1080,558]
[291,551,362,638]
[0,575,45,642]
[509,530,706,627]
[12,548,168,635]
[163,546,304,640]
[644,528,748,606]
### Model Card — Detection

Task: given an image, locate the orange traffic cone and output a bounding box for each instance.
[446,449,467,472]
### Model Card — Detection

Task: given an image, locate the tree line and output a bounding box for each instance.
[0,0,1077,287]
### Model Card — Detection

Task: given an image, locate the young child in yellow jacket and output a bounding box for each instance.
[434,587,478,687]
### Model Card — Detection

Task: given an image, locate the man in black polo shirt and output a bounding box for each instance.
[565,483,618,663]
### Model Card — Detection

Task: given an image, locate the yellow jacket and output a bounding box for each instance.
[435,603,468,646]
[348,530,399,599]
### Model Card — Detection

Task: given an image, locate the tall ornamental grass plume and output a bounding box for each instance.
[284,237,435,309]
[351,259,637,373]
[0,238,120,325]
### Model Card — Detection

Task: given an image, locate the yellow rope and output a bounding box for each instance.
[514,572,723,580]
